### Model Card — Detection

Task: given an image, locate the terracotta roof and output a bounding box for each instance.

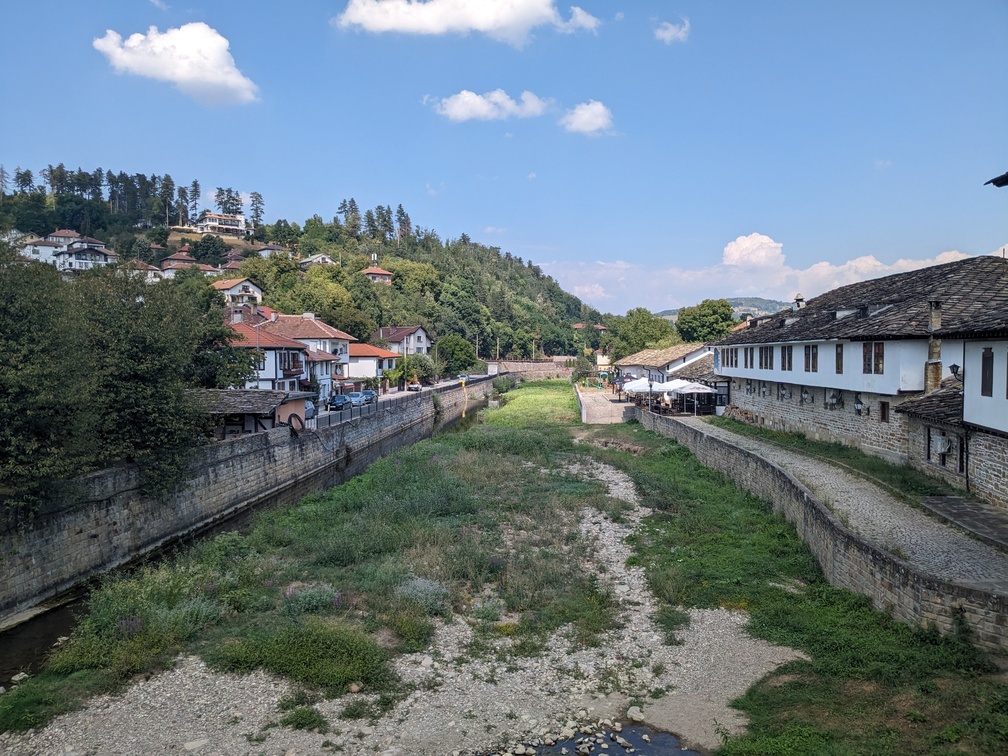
[572,323,586,329]
[305,347,337,362]
[350,343,400,359]
[615,343,705,368]
[361,266,393,276]
[49,229,79,238]
[211,277,254,291]
[121,259,160,271]
[260,313,357,342]
[716,255,1008,347]
[228,323,307,350]
[374,325,424,343]
[193,389,288,415]
[895,381,963,426]
[222,260,244,270]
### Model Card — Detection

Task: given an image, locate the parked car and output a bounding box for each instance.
[457,374,470,382]
[347,391,364,407]
[406,381,422,391]
[304,400,317,420]
[327,394,350,411]
[361,389,378,405]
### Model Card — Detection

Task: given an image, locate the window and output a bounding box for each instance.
[981,347,993,397]
[835,344,844,374]
[862,342,884,374]
[879,401,889,423]
[781,345,793,371]
[759,346,774,370]
[804,344,818,372]
[744,347,753,369]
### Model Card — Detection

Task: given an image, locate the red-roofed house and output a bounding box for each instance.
[361,265,393,285]
[228,322,308,392]
[373,325,432,355]
[258,312,357,399]
[348,343,400,380]
[211,277,263,305]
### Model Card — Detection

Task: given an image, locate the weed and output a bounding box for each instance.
[280,706,329,734]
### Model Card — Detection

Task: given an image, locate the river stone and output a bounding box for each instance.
[626,706,644,723]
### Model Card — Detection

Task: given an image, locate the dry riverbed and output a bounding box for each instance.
[1,458,805,756]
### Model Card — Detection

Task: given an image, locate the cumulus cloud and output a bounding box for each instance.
[559,100,613,134]
[433,89,549,121]
[542,232,975,314]
[655,18,690,44]
[93,23,258,106]
[335,0,599,46]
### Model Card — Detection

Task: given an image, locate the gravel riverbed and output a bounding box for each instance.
[1,458,805,756]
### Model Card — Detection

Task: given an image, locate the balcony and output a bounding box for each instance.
[281,362,304,377]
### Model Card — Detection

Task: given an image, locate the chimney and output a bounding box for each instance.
[794,293,805,310]
[303,312,315,320]
[924,300,942,393]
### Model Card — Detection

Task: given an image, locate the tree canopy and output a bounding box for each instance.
[675,298,737,343]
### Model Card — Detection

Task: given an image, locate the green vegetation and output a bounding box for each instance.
[0,251,254,513]
[674,298,737,343]
[3,381,1003,754]
[582,422,1006,754]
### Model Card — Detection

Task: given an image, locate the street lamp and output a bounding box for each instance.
[648,376,654,413]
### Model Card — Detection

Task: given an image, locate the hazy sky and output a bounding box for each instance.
[2,1,1005,315]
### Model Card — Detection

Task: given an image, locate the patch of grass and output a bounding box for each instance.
[279,706,329,733]
[206,619,389,696]
[586,423,1006,755]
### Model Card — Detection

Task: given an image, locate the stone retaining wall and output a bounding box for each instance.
[637,409,1008,653]
[0,380,494,627]
[489,361,573,380]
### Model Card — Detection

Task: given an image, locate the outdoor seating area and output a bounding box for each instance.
[621,377,718,416]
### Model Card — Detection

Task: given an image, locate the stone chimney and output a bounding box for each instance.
[924,299,942,393]
[794,293,805,310]
[302,312,315,320]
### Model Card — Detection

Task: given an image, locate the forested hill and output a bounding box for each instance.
[0,164,602,359]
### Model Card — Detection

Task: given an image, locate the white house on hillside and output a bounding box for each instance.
[373,325,432,356]
[258,312,356,399]
[228,322,308,392]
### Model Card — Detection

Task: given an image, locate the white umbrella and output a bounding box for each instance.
[652,378,692,393]
[623,378,652,393]
[670,381,715,395]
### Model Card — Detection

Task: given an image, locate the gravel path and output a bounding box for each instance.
[1,457,805,756]
[679,416,1008,593]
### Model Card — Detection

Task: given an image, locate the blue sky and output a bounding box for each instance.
[2,1,1005,315]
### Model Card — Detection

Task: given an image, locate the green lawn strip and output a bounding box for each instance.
[581,423,1007,754]
[0,379,615,733]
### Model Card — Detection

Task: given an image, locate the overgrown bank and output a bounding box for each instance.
[2,381,1005,754]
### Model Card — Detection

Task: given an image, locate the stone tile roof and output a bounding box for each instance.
[614,343,704,368]
[716,255,1008,346]
[894,381,963,426]
[667,353,720,382]
[193,389,288,415]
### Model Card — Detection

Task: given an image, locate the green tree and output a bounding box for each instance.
[675,298,736,343]
[249,191,265,228]
[190,234,228,265]
[614,307,676,354]
[0,249,83,510]
[436,333,476,375]
[400,354,436,384]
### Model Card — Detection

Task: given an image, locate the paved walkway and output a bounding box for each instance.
[576,386,1008,595]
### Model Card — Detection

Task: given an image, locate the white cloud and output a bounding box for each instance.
[527,172,537,180]
[655,18,690,44]
[542,232,976,315]
[93,23,258,106]
[874,158,893,170]
[433,89,549,121]
[149,0,169,9]
[484,226,507,235]
[559,100,613,134]
[335,0,599,46]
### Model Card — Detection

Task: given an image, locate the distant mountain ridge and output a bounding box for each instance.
[658,297,792,321]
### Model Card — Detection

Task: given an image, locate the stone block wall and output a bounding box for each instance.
[903,416,967,489]
[727,381,912,463]
[638,410,1008,653]
[970,430,1008,511]
[1,381,495,626]
[488,361,573,380]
